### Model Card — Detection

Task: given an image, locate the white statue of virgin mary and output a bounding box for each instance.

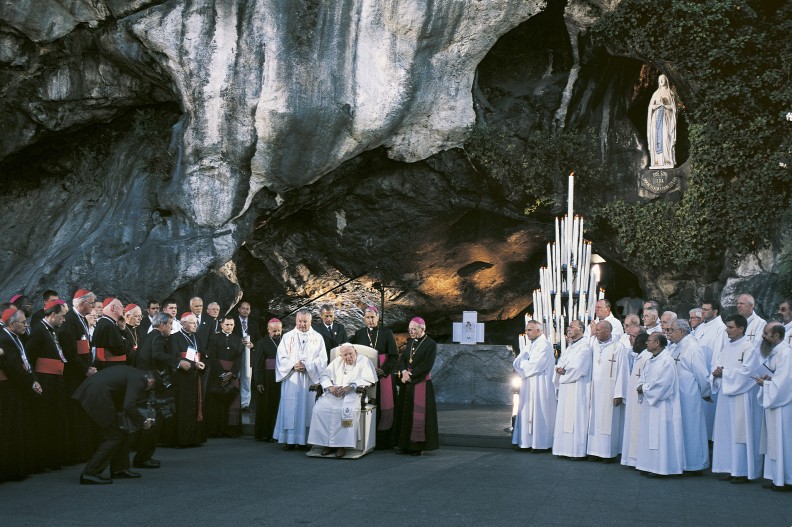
[647,74,677,169]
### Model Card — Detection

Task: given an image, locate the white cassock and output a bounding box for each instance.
[587,339,629,458]
[307,354,378,448]
[621,350,652,467]
[552,337,592,458]
[273,328,327,445]
[673,335,711,471]
[784,322,792,347]
[695,316,726,439]
[585,313,624,342]
[635,348,685,475]
[742,312,767,353]
[644,324,663,335]
[759,342,792,487]
[711,336,762,479]
[512,334,557,449]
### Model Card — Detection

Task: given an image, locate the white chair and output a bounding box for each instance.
[306,344,378,459]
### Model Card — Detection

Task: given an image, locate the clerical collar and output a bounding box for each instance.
[729,335,745,343]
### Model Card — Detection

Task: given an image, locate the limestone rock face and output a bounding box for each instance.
[0,0,545,306]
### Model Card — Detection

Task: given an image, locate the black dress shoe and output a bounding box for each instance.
[80,474,112,485]
[133,460,160,469]
[730,476,749,484]
[717,473,733,481]
[683,470,703,477]
[112,470,142,479]
[320,447,333,456]
[335,448,347,458]
[283,444,296,451]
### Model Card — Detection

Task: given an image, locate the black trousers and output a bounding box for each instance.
[133,420,160,464]
[83,427,132,476]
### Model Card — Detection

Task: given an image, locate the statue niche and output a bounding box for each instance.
[647,74,677,170]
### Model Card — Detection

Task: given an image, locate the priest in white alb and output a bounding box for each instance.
[273,309,327,449]
[711,314,762,483]
[735,293,766,353]
[308,343,378,458]
[756,322,792,491]
[587,320,630,461]
[668,319,712,474]
[512,319,556,451]
[696,300,726,440]
[635,333,685,476]
[621,329,652,468]
[552,320,591,459]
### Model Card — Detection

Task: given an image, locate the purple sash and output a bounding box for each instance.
[378,354,394,431]
[410,372,431,443]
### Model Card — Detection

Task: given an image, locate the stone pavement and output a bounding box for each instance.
[3,405,790,527]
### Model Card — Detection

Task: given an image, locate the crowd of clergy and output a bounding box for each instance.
[0,289,439,484]
[512,294,792,491]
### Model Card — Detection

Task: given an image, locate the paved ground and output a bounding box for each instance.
[3,406,791,526]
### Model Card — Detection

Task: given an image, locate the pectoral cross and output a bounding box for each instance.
[747,333,755,342]
[738,351,744,364]
[674,353,681,365]
[608,354,617,377]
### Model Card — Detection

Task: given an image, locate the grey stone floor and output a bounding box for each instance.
[2,405,790,527]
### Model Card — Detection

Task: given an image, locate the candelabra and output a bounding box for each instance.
[526,173,604,354]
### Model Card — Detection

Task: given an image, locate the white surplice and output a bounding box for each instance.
[307,354,377,448]
[711,336,763,479]
[759,342,792,487]
[552,337,592,458]
[673,335,711,471]
[635,348,685,475]
[587,338,629,458]
[621,350,652,467]
[512,334,557,449]
[273,328,327,445]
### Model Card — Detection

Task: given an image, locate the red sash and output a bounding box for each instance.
[219,359,241,426]
[378,354,394,431]
[181,352,203,422]
[0,369,7,381]
[265,358,276,370]
[410,372,431,443]
[76,339,91,355]
[95,347,126,363]
[35,357,65,375]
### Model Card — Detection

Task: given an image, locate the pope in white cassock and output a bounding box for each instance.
[668,320,711,473]
[621,332,652,468]
[273,309,327,448]
[635,333,685,476]
[587,320,629,460]
[695,301,725,440]
[756,323,792,491]
[512,320,556,450]
[711,315,762,483]
[308,344,378,458]
[552,320,591,459]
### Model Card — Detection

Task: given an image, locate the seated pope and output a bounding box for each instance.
[307,343,378,458]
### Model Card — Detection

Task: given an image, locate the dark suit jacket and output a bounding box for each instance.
[139,315,154,336]
[313,322,348,357]
[72,365,148,429]
[232,315,261,344]
[196,315,217,352]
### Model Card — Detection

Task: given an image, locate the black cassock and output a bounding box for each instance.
[394,336,439,453]
[205,332,243,437]
[351,326,399,449]
[169,330,207,447]
[251,336,281,441]
[0,329,36,480]
[26,320,69,471]
[92,316,127,369]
